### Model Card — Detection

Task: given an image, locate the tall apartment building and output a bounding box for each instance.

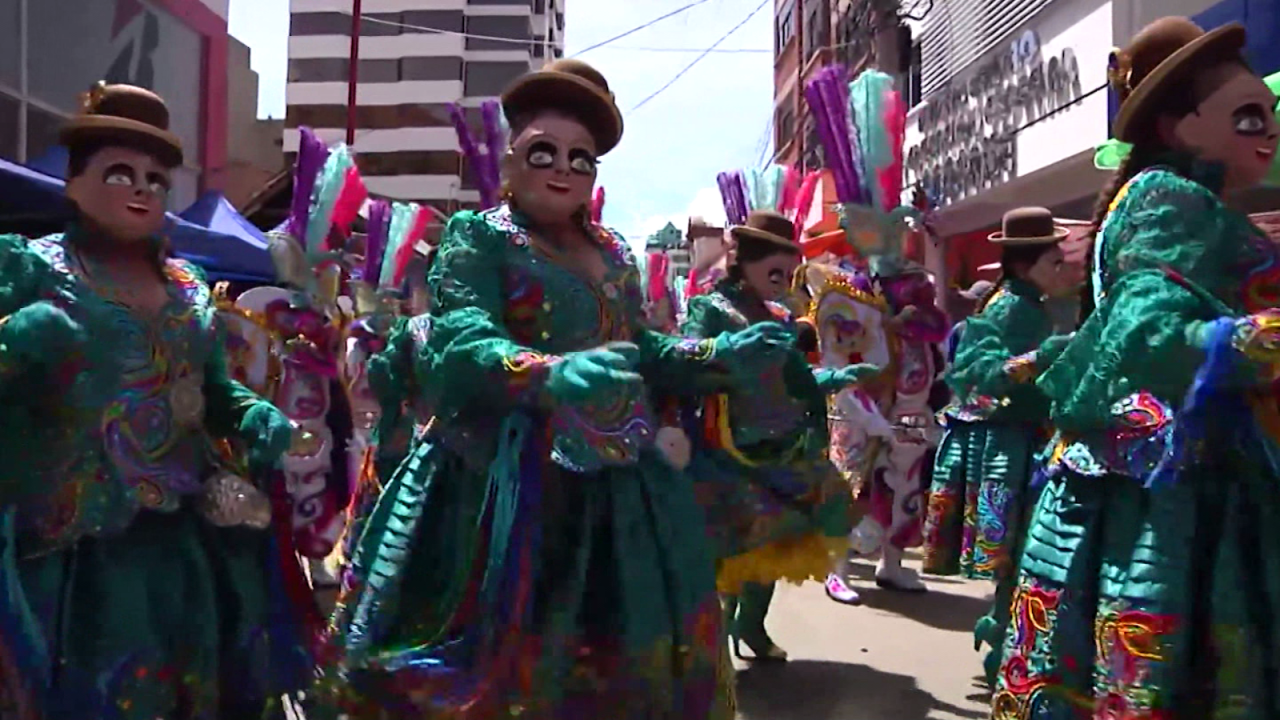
[284,0,566,211]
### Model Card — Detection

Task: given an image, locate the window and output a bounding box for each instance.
[26,104,64,164]
[400,11,464,33]
[775,0,796,52]
[465,16,530,51]
[287,103,454,130]
[803,118,822,170]
[464,61,530,97]
[907,40,923,108]
[775,108,795,150]
[401,57,463,82]
[534,0,546,12]
[0,0,16,89]
[0,92,18,162]
[804,2,826,60]
[357,151,461,177]
[290,12,399,36]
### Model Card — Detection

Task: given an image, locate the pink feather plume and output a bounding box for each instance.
[878,89,907,213]
[591,187,605,223]
[776,166,803,216]
[391,207,430,287]
[330,166,368,239]
[790,171,822,240]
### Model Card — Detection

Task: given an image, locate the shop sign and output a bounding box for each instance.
[907,30,1084,206]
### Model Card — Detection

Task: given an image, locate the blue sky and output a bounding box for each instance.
[227,0,774,240]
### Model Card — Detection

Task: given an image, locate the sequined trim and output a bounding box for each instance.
[941,394,1008,424]
[501,351,555,404]
[675,338,717,362]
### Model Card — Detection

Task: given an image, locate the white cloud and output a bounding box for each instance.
[685,187,727,227]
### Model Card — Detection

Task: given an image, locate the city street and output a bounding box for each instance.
[733,553,992,720]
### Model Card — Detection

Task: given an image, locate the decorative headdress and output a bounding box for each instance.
[351,199,431,317]
[805,67,922,278]
[717,164,809,237]
[268,127,368,298]
[60,82,184,168]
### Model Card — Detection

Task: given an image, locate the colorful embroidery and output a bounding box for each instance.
[501,351,555,403]
[942,394,1008,424]
[972,480,1014,578]
[1092,605,1179,718]
[1002,352,1039,384]
[675,338,717,362]
[992,580,1066,719]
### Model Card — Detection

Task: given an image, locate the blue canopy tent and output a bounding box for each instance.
[0,158,275,283]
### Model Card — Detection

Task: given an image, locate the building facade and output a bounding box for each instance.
[226,37,286,209]
[0,0,231,209]
[284,0,566,210]
[904,0,1280,291]
[772,0,913,169]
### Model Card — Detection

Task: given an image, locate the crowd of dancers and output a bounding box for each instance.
[0,12,1278,720]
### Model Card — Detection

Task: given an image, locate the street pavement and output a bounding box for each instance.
[733,551,993,720]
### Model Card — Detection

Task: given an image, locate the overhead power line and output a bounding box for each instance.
[571,0,716,57]
[628,0,770,114]
[341,0,716,53]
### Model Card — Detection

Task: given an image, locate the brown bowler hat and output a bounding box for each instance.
[502,59,624,155]
[59,82,183,167]
[731,210,799,251]
[1110,17,1246,142]
[988,207,1069,245]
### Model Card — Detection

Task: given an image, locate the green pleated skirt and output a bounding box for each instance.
[989,455,1280,719]
[16,507,289,720]
[325,432,734,720]
[922,422,1040,580]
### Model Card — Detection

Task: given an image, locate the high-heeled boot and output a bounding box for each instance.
[974,575,1015,686]
[732,581,787,662]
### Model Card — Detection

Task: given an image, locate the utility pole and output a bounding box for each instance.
[346,0,363,146]
[795,0,805,166]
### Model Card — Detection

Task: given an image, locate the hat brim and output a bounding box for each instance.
[988,226,1070,245]
[731,225,799,252]
[1114,23,1246,142]
[502,72,624,156]
[60,115,184,168]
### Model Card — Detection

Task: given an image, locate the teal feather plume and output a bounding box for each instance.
[848,70,896,211]
[743,170,761,212]
[379,203,415,288]
[761,165,784,213]
[304,145,356,254]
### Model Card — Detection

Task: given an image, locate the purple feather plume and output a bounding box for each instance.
[363,200,391,283]
[480,101,505,207]
[803,79,849,203]
[448,103,495,208]
[816,67,867,205]
[730,171,751,225]
[716,172,737,225]
[288,128,330,240]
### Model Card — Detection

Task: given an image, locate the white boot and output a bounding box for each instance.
[875,544,927,593]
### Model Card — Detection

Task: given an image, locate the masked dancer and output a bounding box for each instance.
[990,18,1280,718]
[321,59,795,720]
[684,204,876,662]
[920,207,1076,685]
[0,84,303,719]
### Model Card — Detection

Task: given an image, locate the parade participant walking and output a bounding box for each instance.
[0,84,301,719]
[323,59,795,719]
[683,209,876,661]
[920,207,1076,685]
[990,18,1280,718]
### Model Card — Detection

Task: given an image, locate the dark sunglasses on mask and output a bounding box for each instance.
[525,140,598,176]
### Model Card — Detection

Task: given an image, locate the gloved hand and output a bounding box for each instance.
[714,322,794,379]
[815,363,882,392]
[239,402,294,469]
[0,302,85,372]
[1233,310,1280,364]
[544,342,642,405]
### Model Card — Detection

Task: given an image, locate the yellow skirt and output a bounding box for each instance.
[715,532,846,595]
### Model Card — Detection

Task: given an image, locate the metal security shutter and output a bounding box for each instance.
[920,0,1055,97]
